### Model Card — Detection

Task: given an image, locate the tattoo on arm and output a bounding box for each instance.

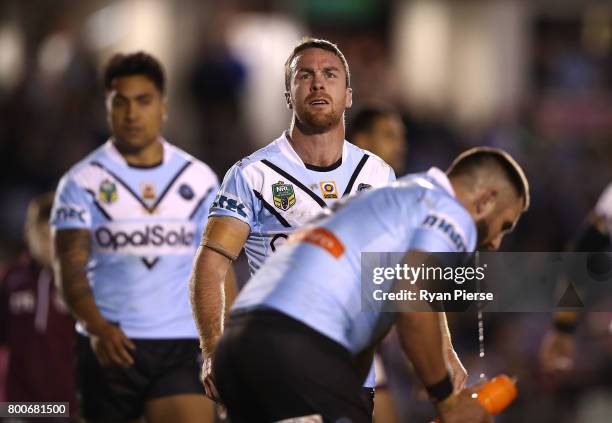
[53,229,93,309]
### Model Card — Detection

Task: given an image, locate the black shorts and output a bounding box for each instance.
[76,335,203,422]
[213,309,373,423]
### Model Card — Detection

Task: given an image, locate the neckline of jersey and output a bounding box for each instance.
[281,131,347,171]
[105,138,172,169]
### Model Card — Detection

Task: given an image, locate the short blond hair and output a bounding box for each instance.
[284,37,350,91]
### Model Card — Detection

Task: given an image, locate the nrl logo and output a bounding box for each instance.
[272,181,296,211]
[99,179,118,204]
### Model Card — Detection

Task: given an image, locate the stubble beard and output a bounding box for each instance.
[295,103,344,135]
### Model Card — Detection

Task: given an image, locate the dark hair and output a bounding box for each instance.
[104,52,165,93]
[448,147,530,210]
[284,37,350,91]
[348,107,396,140]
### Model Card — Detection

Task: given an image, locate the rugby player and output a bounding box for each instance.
[51,53,218,423]
[349,106,407,176]
[213,147,529,422]
[190,37,397,412]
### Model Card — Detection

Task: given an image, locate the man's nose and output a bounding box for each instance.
[310,72,325,91]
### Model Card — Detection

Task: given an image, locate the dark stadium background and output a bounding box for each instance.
[1,0,612,421]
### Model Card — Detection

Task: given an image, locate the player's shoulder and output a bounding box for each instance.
[58,143,108,184]
[165,141,218,182]
[234,136,286,171]
[346,142,392,169]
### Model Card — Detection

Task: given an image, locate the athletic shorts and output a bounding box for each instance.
[213,309,373,423]
[76,335,203,421]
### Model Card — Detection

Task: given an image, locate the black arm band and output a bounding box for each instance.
[553,320,577,334]
[426,373,454,402]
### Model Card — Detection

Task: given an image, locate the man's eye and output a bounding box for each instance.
[299,73,311,80]
[326,72,337,78]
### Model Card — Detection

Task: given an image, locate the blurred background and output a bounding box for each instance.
[1,0,612,421]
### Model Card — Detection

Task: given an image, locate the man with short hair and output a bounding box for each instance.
[0,193,78,419]
[52,52,218,423]
[213,147,529,422]
[190,38,400,413]
[349,106,407,176]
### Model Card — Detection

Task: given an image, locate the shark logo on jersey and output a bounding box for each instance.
[178,183,194,200]
[320,181,338,199]
[422,214,468,252]
[99,180,118,204]
[357,183,372,192]
[272,181,296,211]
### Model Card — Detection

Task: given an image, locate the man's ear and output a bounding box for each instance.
[162,98,168,122]
[474,189,497,219]
[345,87,353,109]
[285,91,293,110]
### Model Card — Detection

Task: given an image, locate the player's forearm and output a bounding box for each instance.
[440,312,452,347]
[397,312,448,386]
[53,229,108,335]
[190,246,232,356]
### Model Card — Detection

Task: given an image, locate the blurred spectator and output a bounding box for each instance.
[0,192,78,420]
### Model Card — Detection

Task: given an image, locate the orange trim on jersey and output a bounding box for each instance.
[289,227,345,259]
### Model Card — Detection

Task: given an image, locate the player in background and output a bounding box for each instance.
[190,38,472,417]
[348,106,408,422]
[539,183,612,372]
[0,192,78,420]
[51,53,219,423]
[190,37,395,413]
[349,106,407,176]
[213,147,530,422]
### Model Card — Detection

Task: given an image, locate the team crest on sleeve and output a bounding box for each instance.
[272,181,296,211]
[319,181,338,199]
[99,179,118,204]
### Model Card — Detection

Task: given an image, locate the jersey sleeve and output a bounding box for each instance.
[208,163,256,228]
[50,174,93,231]
[194,181,220,242]
[595,183,612,232]
[410,197,476,253]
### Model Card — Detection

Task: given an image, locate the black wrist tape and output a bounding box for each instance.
[426,373,453,402]
[553,320,577,334]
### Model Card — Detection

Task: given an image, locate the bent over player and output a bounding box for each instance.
[52,53,218,423]
[214,147,529,422]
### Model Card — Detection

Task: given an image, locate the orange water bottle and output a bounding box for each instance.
[434,374,517,422]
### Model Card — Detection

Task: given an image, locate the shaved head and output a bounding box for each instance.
[447,147,529,250]
[448,147,529,211]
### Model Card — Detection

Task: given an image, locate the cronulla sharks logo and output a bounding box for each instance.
[272,181,296,211]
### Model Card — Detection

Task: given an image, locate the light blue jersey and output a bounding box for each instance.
[51,139,219,339]
[232,167,477,355]
[209,132,396,273]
